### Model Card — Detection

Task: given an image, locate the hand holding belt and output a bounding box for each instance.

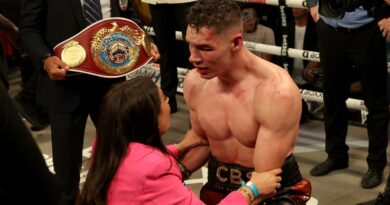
[53,17,152,78]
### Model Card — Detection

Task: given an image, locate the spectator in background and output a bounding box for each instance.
[0,63,62,205]
[0,0,49,131]
[356,3,390,203]
[288,8,320,89]
[142,0,196,113]
[242,5,275,62]
[0,13,15,90]
[0,25,8,89]
[308,2,389,191]
[287,7,321,123]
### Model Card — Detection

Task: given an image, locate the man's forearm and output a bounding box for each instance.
[0,14,18,33]
[0,14,19,49]
[180,146,210,173]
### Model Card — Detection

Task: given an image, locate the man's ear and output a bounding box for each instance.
[231,34,244,52]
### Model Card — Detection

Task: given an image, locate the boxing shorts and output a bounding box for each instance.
[200,155,311,205]
[53,17,152,78]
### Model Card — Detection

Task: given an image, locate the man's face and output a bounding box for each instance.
[243,8,258,33]
[185,25,232,79]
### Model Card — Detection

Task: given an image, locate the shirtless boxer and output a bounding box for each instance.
[181,1,311,204]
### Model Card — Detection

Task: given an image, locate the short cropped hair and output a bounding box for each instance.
[186,0,243,34]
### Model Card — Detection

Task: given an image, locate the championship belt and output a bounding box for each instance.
[53,17,152,78]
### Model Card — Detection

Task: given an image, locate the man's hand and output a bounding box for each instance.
[303,61,321,85]
[310,6,320,23]
[379,17,390,40]
[43,56,70,80]
[150,43,160,62]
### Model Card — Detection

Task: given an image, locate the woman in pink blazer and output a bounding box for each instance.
[79,77,281,205]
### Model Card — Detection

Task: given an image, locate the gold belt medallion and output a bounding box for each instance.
[91,22,144,75]
[61,41,86,67]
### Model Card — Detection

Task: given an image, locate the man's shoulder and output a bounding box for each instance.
[183,69,202,98]
[253,76,300,118]
[253,63,299,96]
[184,69,206,88]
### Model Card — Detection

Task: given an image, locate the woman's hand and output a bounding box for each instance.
[248,168,282,202]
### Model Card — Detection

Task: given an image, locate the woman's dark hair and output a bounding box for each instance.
[79,76,168,205]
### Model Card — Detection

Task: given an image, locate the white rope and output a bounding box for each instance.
[129,64,368,113]
[126,64,368,124]
[145,26,320,61]
[143,1,379,124]
[126,63,188,93]
[301,89,367,111]
[145,26,390,72]
[244,41,321,62]
[143,0,308,8]
[234,0,307,8]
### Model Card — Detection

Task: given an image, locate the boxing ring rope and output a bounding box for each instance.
[144,26,321,63]
[141,25,370,124]
[235,0,307,8]
[145,25,390,71]
[137,0,390,124]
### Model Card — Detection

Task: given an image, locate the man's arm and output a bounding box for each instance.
[379,0,390,38]
[0,14,18,48]
[179,111,210,173]
[252,77,301,171]
[180,70,211,173]
[20,0,52,68]
[20,0,70,80]
[379,18,390,39]
[303,61,321,84]
[309,5,320,23]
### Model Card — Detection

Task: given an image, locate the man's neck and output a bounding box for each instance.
[217,49,252,87]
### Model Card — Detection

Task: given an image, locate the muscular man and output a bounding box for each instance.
[181,1,311,204]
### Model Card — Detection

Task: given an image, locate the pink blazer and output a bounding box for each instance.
[106,142,247,205]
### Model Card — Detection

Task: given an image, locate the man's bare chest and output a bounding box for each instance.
[195,93,259,143]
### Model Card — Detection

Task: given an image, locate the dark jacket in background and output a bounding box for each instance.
[0,73,61,205]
